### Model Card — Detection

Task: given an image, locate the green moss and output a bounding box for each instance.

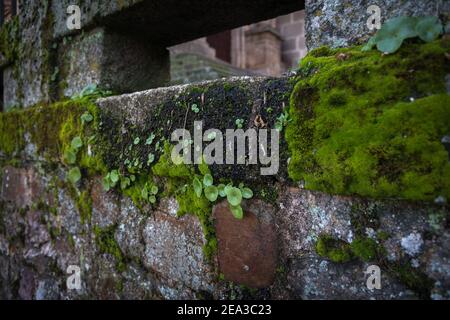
[0,97,107,175]
[315,234,353,263]
[349,237,378,261]
[94,225,126,272]
[287,39,450,201]
[315,233,433,297]
[152,143,217,260]
[77,189,92,224]
[389,263,434,299]
[316,234,381,263]
[0,17,20,62]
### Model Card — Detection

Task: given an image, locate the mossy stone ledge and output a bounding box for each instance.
[286,39,450,202]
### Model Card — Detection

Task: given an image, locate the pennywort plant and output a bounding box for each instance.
[193,173,253,219]
[275,110,291,132]
[362,16,443,54]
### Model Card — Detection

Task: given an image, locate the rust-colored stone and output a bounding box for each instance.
[213,200,277,288]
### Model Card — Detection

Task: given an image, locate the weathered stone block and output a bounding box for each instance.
[91,177,120,228]
[213,200,277,288]
[143,210,215,293]
[287,255,416,300]
[305,0,450,49]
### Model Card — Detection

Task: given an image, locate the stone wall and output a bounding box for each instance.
[0,0,449,301]
[0,73,449,300]
[276,10,307,68]
[0,0,304,109]
[170,53,258,85]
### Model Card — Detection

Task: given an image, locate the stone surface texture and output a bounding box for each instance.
[305,0,450,49]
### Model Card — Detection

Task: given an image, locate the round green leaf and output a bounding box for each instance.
[81,112,93,123]
[377,16,417,40]
[120,177,130,190]
[224,183,233,195]
[230,204,243,220]
[67,167,81,184]
[149,195,156,204]
[141,187,148,200]
[205,185,218,202]
[416,16,443,42]
[218,184,226,197]
[203,173,213,187]
[150,185,158,195]
[376,36,403,54]
[64,149,76,164]
[241,187,253,199]
[71,136,83,150]
[110,170,120,183]
[193,177,203,198]
[226,187,242,206]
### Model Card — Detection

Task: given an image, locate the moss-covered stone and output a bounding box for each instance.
[315,234,353,263]
[286,39,450,201]
[0,17,20,63]
[152,143,217,260]
[94,225,126,272]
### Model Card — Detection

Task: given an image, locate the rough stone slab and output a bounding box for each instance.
[305,0,450,49]
[277,187,450,299]
[213,200,278,288]
[91,177,120,228]
[143,210,215,293]
[288,254,416,300]
[96,76,292,185]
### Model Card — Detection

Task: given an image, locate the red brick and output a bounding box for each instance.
[213,200,277,288]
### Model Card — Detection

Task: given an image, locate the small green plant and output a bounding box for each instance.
[147,153,155,165]
[63,136,83,165]
[145,133,155,145]
[235,118,244,129]
[140,182,158,204]
[362,16,443,54]
[193,173,253,219]
[191,103,200,113]
[80,111,93,124]
[71,84,112,100]
[67,167,81,184]
[102,169,120,191]
[275,110,291,132]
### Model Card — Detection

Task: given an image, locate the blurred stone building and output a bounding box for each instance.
[169,10,307,84]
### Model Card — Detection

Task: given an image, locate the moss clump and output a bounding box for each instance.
[94,225,126,272]
[349,237,378,261]
[77,189,92,224]
[389,263,434,299]
[0,97,107,176]
[316,234,381,263]
[0,17,20,62]
[286,39,450,201]
[315,235,353,263]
